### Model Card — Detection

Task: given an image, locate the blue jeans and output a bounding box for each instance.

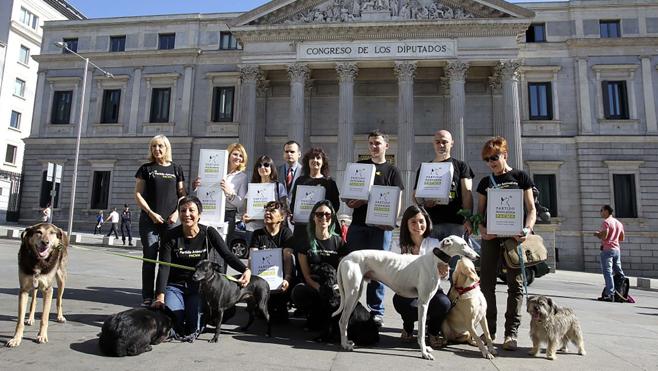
[139,214,176,301]
[347,224,393,316]
[600,248,625,297]
[165,283,202,336]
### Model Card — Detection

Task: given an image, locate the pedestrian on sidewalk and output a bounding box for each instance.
[594,204,625,302]
[41,203,52,223]
[94,210,104,235]
[106,207,120,238]
[121,204,133,246]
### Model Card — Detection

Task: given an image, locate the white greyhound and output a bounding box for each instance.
[332,235,479,360]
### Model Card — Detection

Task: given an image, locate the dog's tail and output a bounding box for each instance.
[332,261,346,318]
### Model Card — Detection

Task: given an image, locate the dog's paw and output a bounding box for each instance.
[56,315,66,323]
[482,351,495,360]
[6,337,22,347]
[546,353,556,360]
[209,336,219,343]
[578,349,587,356]
[36,333,48,344]
[489,347,498,356]
[25,318,34,326]
[421,348,435,360]
[341,340,354,351]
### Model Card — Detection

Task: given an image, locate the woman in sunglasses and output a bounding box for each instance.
[289,147,340,254]
[475,136,536,352]
[291,200,348,329]
[242,155,288,232]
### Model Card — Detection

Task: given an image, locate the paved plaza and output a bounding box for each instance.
[0,237,657,370]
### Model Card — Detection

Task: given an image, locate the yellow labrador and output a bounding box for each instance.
[6,223,68,347]
[441,257,496,359]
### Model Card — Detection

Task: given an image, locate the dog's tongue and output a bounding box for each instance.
[532,312,541,320]
[38,244,51,257]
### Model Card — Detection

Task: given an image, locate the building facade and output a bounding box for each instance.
[0,0,83,222]
[23,0,658,277]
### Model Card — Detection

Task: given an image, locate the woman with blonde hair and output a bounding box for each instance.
[135,134,186,306]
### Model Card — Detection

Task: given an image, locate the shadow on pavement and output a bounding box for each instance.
[0,287,140,307]
[70,337,103,356]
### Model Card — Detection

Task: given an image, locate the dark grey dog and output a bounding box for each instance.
[192,260,271,342]
[527,295,586,360]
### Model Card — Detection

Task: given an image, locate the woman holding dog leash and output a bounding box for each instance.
[393,205,452,348]
[135,135,187,307]
[476,136,536,351]
[153,196,251,338]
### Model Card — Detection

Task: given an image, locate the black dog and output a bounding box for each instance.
[312,263,379,345]
[98,307,173,357]
[192,260,271,342]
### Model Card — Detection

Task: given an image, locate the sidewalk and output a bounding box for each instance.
[1,238,657,370]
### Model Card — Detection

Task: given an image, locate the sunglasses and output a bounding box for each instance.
[314,211,332,219]
[483,154,501,162]
[257,162,271,168]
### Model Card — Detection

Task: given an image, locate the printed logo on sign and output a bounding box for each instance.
[373,192,391,214]
[495,196,516,220]
[349,168,366,187]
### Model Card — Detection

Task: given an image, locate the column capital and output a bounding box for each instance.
[336,62,359,83]
[488,71,502,91]
[497,60,522,80]
[394,61,417,81]
[445,60,469,82]
[287,63,310,83]
[257,79,270,97]
[239,64,262,83]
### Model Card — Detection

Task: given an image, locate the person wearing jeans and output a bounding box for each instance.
[594,204,625,301]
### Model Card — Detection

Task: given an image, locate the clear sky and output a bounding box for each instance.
[67,0,562,19]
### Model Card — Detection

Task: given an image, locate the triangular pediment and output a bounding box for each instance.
[232,0,534,27]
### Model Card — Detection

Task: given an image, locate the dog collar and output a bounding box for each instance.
[434,249,451,264]
[455,281,480,295]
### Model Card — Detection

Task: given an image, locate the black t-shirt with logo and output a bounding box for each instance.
[298,234,346,270]
[135,162,185,218]
[476,169,534,227]
[351,159,405,226]
[249,226,293,250]
[414,157,474,225]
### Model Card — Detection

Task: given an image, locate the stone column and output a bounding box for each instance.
[31,71,46,136]
[180,65,194,134]
[641,56,657,133]
[255,79,270,158]
[128,67,142,135]
[81,72,93,136]
[489,70,504,136]
[576,58,593,134]
[498,60,523,169]
[239,65,262,161]
[287,63,310,144]
[394,61,417,208]
[445,61,469,160]
[335,62,359,190]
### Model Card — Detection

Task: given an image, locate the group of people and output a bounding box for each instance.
[91,205,134,246]
[132,130,540,350]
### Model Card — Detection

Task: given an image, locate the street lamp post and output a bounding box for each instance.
[54,42,113,237]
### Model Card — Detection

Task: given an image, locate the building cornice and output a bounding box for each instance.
[567,37,658,49]
[33,48,207,64]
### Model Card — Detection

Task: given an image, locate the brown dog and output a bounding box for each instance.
[6,223,68,347]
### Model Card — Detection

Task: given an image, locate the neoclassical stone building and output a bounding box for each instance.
[24,0,658,277]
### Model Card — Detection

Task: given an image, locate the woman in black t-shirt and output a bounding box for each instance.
[153,196,250,337]
[475,136,536,351]
[291,200,347,326]
[135,135,186,306]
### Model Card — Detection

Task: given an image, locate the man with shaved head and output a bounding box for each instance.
[413,129,474,240]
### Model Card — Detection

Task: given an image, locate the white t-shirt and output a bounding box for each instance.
[108,211,120,223]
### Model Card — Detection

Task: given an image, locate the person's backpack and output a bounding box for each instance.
[601,273,635,303]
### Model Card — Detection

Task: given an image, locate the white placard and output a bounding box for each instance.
[246,183,276,220]
[250,248,283,291]
[366,185,401,227]
[197,149,228,227]
[341,163,376,201]
[293,185,326,223]
[415,162,454,204]
[486,188,524,236]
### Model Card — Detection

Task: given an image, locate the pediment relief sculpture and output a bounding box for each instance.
[249,0,512,26]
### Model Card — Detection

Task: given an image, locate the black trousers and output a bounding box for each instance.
[106,222,119,238]
[392,290,451,336]
[121,221,132,243]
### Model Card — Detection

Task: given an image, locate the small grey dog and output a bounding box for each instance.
[527,295,586,360]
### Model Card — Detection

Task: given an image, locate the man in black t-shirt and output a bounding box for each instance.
[345,130,405,325]
[413,130,474,241]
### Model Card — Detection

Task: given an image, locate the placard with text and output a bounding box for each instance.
[365,185,401,227]
[250,248,283,291]
[197,149,228,227]
[341,163,375,201]
[486,188,523,236]
[415,162,454,204]
[246,183,276,220]
[293,185,326,223]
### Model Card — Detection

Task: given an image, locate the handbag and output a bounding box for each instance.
[502,234,547,269]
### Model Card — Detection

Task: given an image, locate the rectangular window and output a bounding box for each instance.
[158,33,175,50]
[219,32,240,50]
[600,20,621,38]
[5,145,17,164]
[51,90,73,124]
[150,88,171,123]
[90,171,111,209]
[526,23,546,43]
[19,7,39,30]
[211,87,235,122]
[602,81,629,119]
[62,38,78,53]
[100,89,121,123]
[10,111,21,129]
[14,78,26,97]
[613,174,637,218]
[19,45,30,64]
[40,171,60,208]
[533,174,558,218]
[528,82,553,120]
[109,35,126,52]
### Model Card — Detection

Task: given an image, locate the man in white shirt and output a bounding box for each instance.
[106,207,120,238]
